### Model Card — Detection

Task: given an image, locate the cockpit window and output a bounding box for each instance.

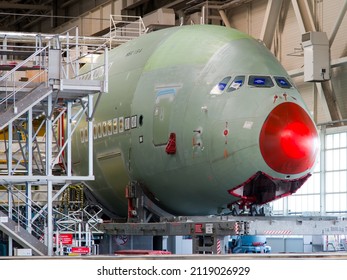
[248,75,274,87]
[227,75,245,92]
[210,76,231,95]
[274,76,292,88]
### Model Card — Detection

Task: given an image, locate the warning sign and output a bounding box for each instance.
[53,233,73,245]
[71,247,90,254]
[194,224,203,234]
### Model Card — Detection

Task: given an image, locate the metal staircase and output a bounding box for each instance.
[0,210,47,256]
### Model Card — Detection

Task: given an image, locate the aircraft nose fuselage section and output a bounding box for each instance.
[136,27,319,214]
[206,84,319,208]
[186,36,319,211]
[73,25,319,217]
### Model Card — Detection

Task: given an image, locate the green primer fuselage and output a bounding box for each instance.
[72,25,318,216]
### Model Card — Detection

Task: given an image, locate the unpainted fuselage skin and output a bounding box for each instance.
[72,25,318,217]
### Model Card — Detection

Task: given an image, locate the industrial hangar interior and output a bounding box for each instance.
[0,0,347,257]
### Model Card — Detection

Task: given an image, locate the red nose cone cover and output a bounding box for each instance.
[259,102,318,174]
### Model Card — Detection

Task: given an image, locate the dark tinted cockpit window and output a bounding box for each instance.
[274,76,292,88]
[227,75,245,92]
[210,76,231,95]
[248,76,274,87]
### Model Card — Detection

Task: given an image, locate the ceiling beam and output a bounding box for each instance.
[219,9,232,28]
[61,0,80,9]
[291,0,313,34]
[220,0,254,10]
[259,0,283,48]
[23,12,51,30]
[296,0,316,32]
[0,2,51,11]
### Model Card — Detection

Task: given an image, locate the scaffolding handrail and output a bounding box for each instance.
[0,184,98,237]
[0,204,44,239]
[0,72,47,107]
[0,45,49,114]
[0,45,49,83]
[0,186,47,239]
[55,206,103,233]
[109,14,147,46]
[55,26,109,94]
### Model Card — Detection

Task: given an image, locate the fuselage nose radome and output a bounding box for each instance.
[259,102,319,175]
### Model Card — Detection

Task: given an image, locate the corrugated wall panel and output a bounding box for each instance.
[322,0,347,60]
[228,4,250,34]
[249,0,267,38]
[102,3,112,31]
[53,0,123,35]
[293,76,331,124]
[279,3,303,71]
[331,65,347,119]
[320,0,347,120]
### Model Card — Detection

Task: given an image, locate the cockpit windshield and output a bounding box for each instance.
[274,76,292,88]
[248,75,274,87]
[210,75,293,95]
[227,75,245,92]
[210,76,231,95]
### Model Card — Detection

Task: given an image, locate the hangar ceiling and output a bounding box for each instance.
[0,0,253,32]
[0,0,55,31]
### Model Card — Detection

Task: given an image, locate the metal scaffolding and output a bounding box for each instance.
[0,26,108,256]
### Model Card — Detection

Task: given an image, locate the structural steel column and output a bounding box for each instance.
[88,94,94,177]
[67,102,72,177]
[46,94,53,256]
[7,122,13,256]
[47,180,53,256]
[26,183,32,234]
[320,126,326,215]
[7,186,13,256]
[26,109,33,234]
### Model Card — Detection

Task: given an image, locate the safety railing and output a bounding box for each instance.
[56,26,109,93]
[0,45,49,111]
[0,184,101,244]
[0,185,47,240]
[109,15,147,46]
[55,205,103,234]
